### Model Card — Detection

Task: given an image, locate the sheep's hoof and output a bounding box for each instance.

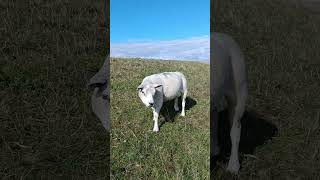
[181,112,185,117]
[174,106,179,111]
[153,127,159,132]
[226,159,240,175]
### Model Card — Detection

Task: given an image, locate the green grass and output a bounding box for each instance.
[2,0,320,179]
[0,0,109,179]
[212,0,320,179]
[110,58,210,179]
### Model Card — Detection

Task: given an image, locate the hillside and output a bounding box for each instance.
[110,58,210,179]
[0,0,109,178]
[213,0,320,179]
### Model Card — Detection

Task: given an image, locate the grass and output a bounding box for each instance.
[212,0,320,179]
[110,58,210,179]
[2,0,320,179]
[0,0,109,179]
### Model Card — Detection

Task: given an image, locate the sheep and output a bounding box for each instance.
[88,55,110,131]
[137,72,188,132]
[211,32,248,174]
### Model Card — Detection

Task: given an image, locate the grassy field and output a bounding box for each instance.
[110,58,210,179]
[2,0,320,179]
[0,0,109,179]
[212,0,320,179]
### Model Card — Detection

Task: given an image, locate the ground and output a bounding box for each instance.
[1,0,320,179]
[110,58,210,179]
[0,0,109,179]
[212,0,320,179]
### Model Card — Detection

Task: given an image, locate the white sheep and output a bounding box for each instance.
[137,72,188,132]
[211,32,248,174]
[88,55,109,131]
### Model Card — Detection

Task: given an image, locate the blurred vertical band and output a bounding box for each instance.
[210,0,218,178]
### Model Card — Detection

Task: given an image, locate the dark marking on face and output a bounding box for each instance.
[102,94,110,101]
[137,84,144,91]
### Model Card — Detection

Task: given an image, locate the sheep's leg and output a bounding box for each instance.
[226,91,246,174]
[152,105,162,132]
[152,109,159,132]
[181,90,187,117]
[174,97,179,111]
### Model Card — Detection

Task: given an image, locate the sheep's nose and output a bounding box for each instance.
[149,103,154,106]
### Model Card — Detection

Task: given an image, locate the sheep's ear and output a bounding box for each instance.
[137,84,144,91]
[153,84,162,89]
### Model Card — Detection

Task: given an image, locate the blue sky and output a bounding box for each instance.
[110,0,210,62]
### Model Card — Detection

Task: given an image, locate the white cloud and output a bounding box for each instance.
[110,35,209,63]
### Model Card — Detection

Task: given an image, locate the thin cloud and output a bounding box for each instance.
[110,36,209,63]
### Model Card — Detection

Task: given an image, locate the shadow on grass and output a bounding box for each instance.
[211,109,278,172]
[159,97,197,128]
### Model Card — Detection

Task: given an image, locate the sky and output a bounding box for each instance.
[110,0,210,63]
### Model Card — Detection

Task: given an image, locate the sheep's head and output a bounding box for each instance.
[137,83,162,107]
